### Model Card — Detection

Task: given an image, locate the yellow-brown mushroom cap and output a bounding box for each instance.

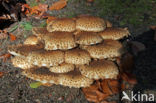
[79,60,119,80]
[58,69,93,88]
[75,31,103,45]
[47,18,76,32]
[24,35,40,45]
[84,40,124,59]
[98,27,130,40]
[65,49,91,65]
[42,32,77,50]
[49,63,74,73]
[22,67,59,84]
[76,16,106,32]
[11,56,35,69]
[8,44,43,57]
[27,50,64,67]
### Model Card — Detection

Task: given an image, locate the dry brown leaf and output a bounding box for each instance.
[9,33,16,41]
[49,0,67,10]
[96,90,109,101]
[150,25,156,30]
[46,16,57,24]
[121,72,137,85]
[0,53,11,62]
[87,0,94,3]
[0,72,4,78]
[101,80,113,95]
[31,4,48,15]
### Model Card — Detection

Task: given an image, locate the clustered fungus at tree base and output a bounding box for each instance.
[8,16,137,102]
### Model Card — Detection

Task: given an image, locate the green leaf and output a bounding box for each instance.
[30,82,42,88]
[21,22,32,31]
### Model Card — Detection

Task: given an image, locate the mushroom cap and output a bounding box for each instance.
[79,60,119,80]
[11,56,35,69]
[42,32,77,50]
[98,27,130,40]
[65,49,91,65]
[49,63,74,73]
[8,44,44,57]
[22,67,59,84]
[24,35,40,45]
[75,31,103,45]
[84,40,124,59]
[27,50,64,67]
[105,20,112,27]
[47,18,76,32]
[76,16,106,32]
[58,69,93,88]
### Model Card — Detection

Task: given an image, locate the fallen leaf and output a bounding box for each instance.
[31,4,48,15]
[101,80,113,95]
[150,25,156,30]
[46,16,57,24]
[87,0,94,3]
[49,0,67,10]
[129,41,146,55]
[9,33,16,41]
[121,72,137,85]
[0,53,11,62]
[96,90,109,101]
[0,72,4,78]
[30,82,42,88]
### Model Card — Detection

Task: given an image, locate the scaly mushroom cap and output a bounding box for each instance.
[42,32,77,50]
[8,44,44,57]
[24,35,40,45]
[22,67,59,84]
[59,69,93,88]
[49,63,74,73]
[47,18,76,32]
[27,50,64,67]
[65,49,91,65]
[11,56,35,69]
[79,60,119,80]
[32,27,50,40]
[75,31,103,45]
[84,40,124,59]
[99,27,130,40]
[76,16,106,32]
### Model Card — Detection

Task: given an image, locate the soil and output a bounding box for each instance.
[0,0,156,103]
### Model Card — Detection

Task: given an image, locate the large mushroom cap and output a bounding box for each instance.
[47,18,76,32]
[24,35,40,45]
[79,60,119,80]
[59,69,93,88]
[76,16,106,32]
[8,44,43,57]
[42,32,76,50]
[99,27,130,40]
[84,40,124,59]
[49,63,74,73]
[27,50,64,67]
[11,56,35,69]
[75,31,103,45]
[22,67,59,84]
[65,49,91,65]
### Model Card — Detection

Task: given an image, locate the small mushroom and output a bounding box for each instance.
[58,69,93,88]
[84,40,124,59]
[11,56,35,69]
[75,31,103,45]
[42,32,77,50]
[105,20,112,27]
[79,60,119,80]
[24,35,40,45]
[27,50,64,67]
[98,27,130,40]
[22,67,59,84]
[76,16,106,32]
[49,63,74,73]
[47,18,76,32]
[8,44,43,57]
[65,49,91,65]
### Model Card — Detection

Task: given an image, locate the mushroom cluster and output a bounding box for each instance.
[8,16,130,88]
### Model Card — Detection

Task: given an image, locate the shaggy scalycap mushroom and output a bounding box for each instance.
[83,40,124,59]
[98,27,130,40]
[47,18,76,32]
[76,16,106,32]
[27,50,64,67]
[42,32,76,50]
[65,49,91,65]
[11,56,35,69]
[24,35,42,45]
[22,68,59,84]
[49,63,74,73]
[75,31,103,45]
[58,69,93,88]
[79,60,119,80]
